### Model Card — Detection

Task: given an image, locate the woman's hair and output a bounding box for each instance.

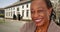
[44,0,56,21]
[31,0,56,21]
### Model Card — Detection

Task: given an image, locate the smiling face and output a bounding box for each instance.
[31,0,52,27]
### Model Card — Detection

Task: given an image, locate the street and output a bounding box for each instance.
[0,19,60,32]
[0,19,29,32]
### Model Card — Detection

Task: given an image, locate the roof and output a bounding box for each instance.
[4,0,31,9]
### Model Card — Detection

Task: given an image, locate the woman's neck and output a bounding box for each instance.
[35,21,50,32]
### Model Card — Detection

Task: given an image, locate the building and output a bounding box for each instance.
[56,0,60,23]
[4,0,60,21]
[51,0,60,24]
[4,0,31,20]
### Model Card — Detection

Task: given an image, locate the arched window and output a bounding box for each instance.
[26,10,29,17]
[26,4,28,8]
[17,7,19,11]
[11,12,12,16]
[22,5,24,9]
[22,10,24,17]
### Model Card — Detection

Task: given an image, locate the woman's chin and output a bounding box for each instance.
[36,23,42,27]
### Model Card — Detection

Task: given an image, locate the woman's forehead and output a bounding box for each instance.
[31,0,45,4]
[31,0,47,9]
[31,4,47,10]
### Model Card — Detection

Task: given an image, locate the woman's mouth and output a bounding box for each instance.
[34,19,42,23]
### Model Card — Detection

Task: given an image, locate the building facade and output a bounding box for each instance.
[51,0,60,24]
[4,0,60,21]
[5,0,31,20]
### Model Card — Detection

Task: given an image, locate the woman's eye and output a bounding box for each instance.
[38,10,44,13]
[31,11,34,14]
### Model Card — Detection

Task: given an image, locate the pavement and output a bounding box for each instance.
[0,19,29,32]
[0,18,60,32]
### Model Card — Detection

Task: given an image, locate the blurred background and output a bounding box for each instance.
[0,0,60,32]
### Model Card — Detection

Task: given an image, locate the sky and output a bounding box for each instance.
[0,0,19,8]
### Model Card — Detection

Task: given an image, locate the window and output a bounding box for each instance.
[22,5,24,8]
[11,8,12,10]
[13,11,15,14]
[22,10,24,17]
[9,12,10,16]
[17,7,19,11]
[26,4,28,8]
[26,10,29,17]
[6,12,9,16]
[13,8,15,10]
[7,12,8,16]
[11,12,12,16]
[9,8,11,10]
[9,8,10,10]
[6,12,8,16]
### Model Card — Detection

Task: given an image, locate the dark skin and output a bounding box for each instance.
[31,0,52,32]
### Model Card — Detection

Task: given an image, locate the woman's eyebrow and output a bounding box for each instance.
[38,7,44,10]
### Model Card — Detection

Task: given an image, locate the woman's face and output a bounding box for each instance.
[31,0,52,27]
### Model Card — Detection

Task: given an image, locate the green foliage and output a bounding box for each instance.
[0,14,4,17]
[0,19,5,24]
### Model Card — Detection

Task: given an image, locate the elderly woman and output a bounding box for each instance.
[20,0,60,32]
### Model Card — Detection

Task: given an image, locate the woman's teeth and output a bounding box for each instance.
[35,19,41,22]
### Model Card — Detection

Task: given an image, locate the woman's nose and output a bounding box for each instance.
[34,13,39,18]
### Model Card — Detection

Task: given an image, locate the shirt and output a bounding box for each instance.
[20,21,60,32]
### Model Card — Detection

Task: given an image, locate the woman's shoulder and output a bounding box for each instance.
[20,22,36,32]
[48,21,60,32]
